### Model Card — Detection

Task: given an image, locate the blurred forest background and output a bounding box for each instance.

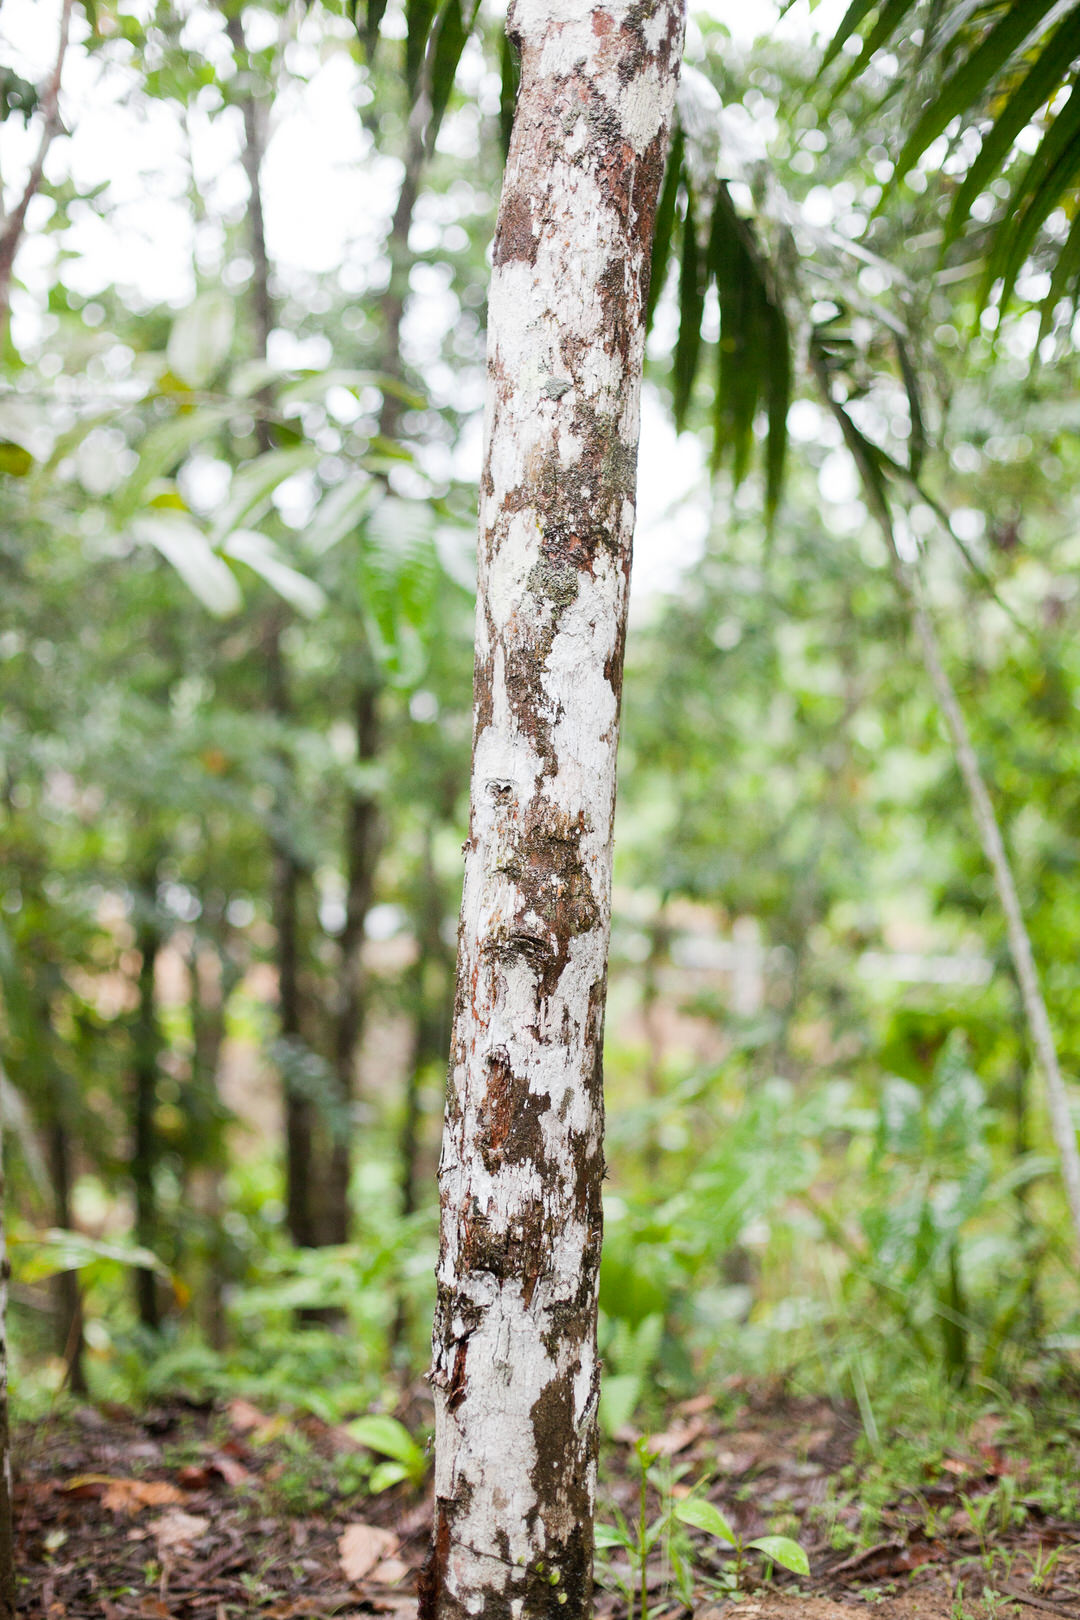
[6,0,1080,1605]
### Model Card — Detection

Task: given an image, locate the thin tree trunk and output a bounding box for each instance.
[811,350,1080,1259]
[190,932,232,1350]
[48,1118,86,1394]
[0,1072,13,1620]
[223,11,317,1251]
[325,682,380,1245]
[133,890,161,1331]
[391,824,453,1353]
[421,8,683,1617]
[641,908,670,1176]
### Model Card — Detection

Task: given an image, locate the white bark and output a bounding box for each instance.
[422,5,684,1618]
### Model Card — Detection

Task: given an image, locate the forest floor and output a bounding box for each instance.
[14,1379,1080,1620]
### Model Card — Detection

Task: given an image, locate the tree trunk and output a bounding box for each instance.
[48,1118,86,1394]
[0,1074,14,1620]
[421,7,683,1617]
[133,893,161,1330]
[324,682,381,1245]
[189,930,233,1350]
[223,7,318,1253]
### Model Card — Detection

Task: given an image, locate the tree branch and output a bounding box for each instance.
[810,343,1080,1261]
[0,0,74,334]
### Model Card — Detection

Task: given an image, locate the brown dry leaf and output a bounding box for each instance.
[339,1522,399,1582]
[95,1477,186,1514]
[150,1508,210,1552]
[225,1393,270,1432]
[371,1557,410,1585]
[211,1451,252,1486]
[650,1418,706,1456]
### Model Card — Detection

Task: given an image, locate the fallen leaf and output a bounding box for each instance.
[105,1478,187,1514]
[227,1397,272,1433]
[62,1475,186,1514]
[339,1522,399,1582]
[371,1558,410,1584]
[150,1508,210,1552]
[650,1418,706,1456]
[212,1451,252,1486]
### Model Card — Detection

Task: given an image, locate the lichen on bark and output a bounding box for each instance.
[423,4,685,1618]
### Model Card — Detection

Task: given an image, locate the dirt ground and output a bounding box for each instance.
[15,1385,1080,1618]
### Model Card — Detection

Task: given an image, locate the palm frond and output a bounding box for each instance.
[649,138,790,519]
[817,0,1080,326]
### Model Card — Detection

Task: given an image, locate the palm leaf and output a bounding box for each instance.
[405,0,440,92]
[981,80,1080,314]
[427,0,475,149]
[672,185,703,428]
[499,27,520,158]
[893,0,1059,183]
[833,0,921,93]
[821,0,891,71]
[360,0,388,58]
[946,5,1080,249]
[1039,204,1080,339]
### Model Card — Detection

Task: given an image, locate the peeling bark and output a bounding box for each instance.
[424,6,683,1616]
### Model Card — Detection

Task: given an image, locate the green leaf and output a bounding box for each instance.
[115,406,231,523]
[674,1498,737,1544]
[594,1523,629,1551]
[304,474,375,555]
[672,184,703,429]
[986,81,1080,316]
[946,7,1080,250]
[428,0,478,149]
[405,0,439,91]
[167,292,235,389]
[832,0,919,92]
[499,26,520,158]
[894,334,926,479]
[1040,204,1080,337]
[598,1372,641,1438]
[209,446,320,544]
[820,0,881,71]
[363,0,389,57]
[368,1459,410,1493]
[748,1536,811,1576]
[0,440,33,476]
[131,513,242,616]
[346,1414,424,1467]
[894,0,1059,183]
[12,1228,170,1284]
[222,530,326,617]
[763,298,791,523]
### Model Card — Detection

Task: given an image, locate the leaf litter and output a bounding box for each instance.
[15,1386,1080,1618]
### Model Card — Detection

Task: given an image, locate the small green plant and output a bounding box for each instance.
[595,1439,695,1620]
[674,1495,810,1590]
[961,1491,997,1573]
[345,1413,428,1492]
[1028,1543,1068,1591]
